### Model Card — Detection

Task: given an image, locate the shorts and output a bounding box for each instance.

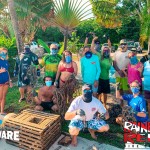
[98,78,110,94]
[69,119,107,131]
[144,90,150,99]
[116,77,129,91]
[40,101,54,110]
[0,81,9,87]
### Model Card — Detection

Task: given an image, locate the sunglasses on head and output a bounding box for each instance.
[83,89,92,93]
[120,43,127,46]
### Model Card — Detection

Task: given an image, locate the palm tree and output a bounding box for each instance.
[52,0,92,50]
[7,0,24,53]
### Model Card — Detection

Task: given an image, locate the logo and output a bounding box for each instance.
[91,61,96,64]
[124,122,150,149]
[92,108,96,111]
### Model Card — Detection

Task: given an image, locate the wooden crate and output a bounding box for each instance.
[4,109,61,150]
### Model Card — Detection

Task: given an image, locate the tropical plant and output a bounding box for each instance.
[52,0,92,50]
[90,0,122,29]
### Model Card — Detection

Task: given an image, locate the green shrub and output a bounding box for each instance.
[8,58,16,78]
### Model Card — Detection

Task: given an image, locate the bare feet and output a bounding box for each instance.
[88,129,97,140]
[71,135,77,147]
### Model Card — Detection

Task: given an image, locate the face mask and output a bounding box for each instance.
[82,89,92,103]
[65,56,71,63]
[85,51,92,59]
[50,48,58,55]
[0,52,7,59]
[130,56,138,65]
[45,81,52,87]
[103,51,109,58]
[131,87,140,94]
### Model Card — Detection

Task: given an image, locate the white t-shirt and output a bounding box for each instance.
[113,50,130,77]
[67,96,106,121]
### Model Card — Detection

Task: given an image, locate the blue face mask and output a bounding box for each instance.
[103,51,109,58]
[131,87,140,94]
[130,56,138,65]
[50,48,58,55]
[85,51,92,59]
[0,52,7,60]
[45,81,52,87]
[65,56,71,63]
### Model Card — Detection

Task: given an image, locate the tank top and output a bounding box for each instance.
[128,62,142,85]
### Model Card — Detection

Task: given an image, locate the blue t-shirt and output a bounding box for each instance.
[122,94,148,122]
[0,59,9,84]
[80,54,101,84]
[143,61,150,91]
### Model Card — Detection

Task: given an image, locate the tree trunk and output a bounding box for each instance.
[7,0,24,54]
[63,33,68,51]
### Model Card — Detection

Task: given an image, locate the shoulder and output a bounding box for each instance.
[92,96,101,104]
[72,96,82,103]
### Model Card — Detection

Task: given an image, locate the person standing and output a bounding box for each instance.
[143,52,150,117]
[91,37,112,108]
[0,48,13,114]
[113,40,130,93]
[14,45,39,103]
[127,52,143,91]
[80,46,101,97]
[55,50,78,87]
[39,44,62,81]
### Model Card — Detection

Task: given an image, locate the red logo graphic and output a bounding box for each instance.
[91,62,96,64]
[92,108,96,111]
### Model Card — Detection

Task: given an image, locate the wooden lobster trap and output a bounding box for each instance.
[4,109,61,150]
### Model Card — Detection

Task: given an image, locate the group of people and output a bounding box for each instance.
[0,33,150,146]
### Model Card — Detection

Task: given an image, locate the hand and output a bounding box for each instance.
[137,65,143,73]
[86,33,91,38]
[76,109,85,117]
[94,80,98,88]
[54,81,58,87]
[93,36,98,42]
[118,70,125,77]
[13,70,17,77]
[0,68,6,73]
[37,69,40,76]
[99,113,105,120]
[9,81,13,88]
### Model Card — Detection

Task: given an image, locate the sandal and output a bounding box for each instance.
[19,98,26,103]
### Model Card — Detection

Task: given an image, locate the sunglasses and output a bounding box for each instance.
[83,89,92,93]
[120,43,127,46]
[131,86,139,88]
[51,48,58,50]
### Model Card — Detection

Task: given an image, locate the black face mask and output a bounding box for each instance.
[85,51,92,59]
[82,90,92,103]
[103,51,110,58]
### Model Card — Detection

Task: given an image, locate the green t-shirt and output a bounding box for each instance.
[96,52,112,80]
[40,54,62,80]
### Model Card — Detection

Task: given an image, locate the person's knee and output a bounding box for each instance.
[35,105,43,111]
[51,105,58,112]
[69,127,80,136]
[98,125,109,132]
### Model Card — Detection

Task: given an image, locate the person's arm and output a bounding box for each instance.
[65,111,77,120]
[94,56,101,87]
[84,37,88,47]
[80,58,84,80]
[72,61,78,76]
[91,37,98,54]
[55,61,62,82]
[34,88,42,104]
[113,60,125,77]
[137,62,143,76]
[108,38,112,53]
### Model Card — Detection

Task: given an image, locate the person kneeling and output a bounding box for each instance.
[64,84,109,147]
[34,76,58,112]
